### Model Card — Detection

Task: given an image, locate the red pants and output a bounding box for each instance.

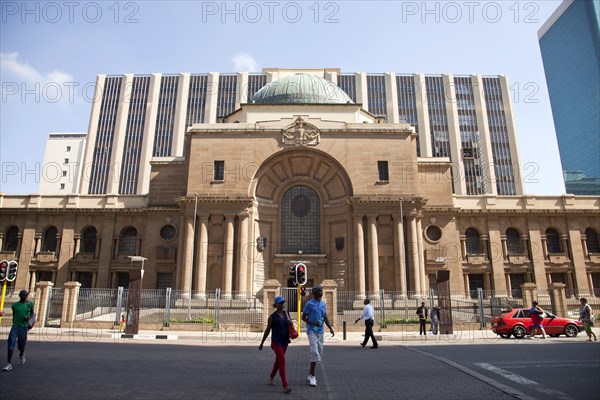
[270,343,288,388]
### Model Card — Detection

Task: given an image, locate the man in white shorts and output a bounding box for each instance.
[301,285,335,387]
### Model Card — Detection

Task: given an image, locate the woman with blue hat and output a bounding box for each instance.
[259,295,293,394]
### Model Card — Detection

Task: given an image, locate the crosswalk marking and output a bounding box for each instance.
[475,362,574,400]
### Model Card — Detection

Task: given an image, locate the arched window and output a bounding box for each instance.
[506,228,523,255]
[465,228,482,255]
[82,227,98,254]
[42,226,58,252]
[3,226,19,252]
[119,227,138,255]
[281,185,320,254]
[545,228,562,253]
[586,228,600,254]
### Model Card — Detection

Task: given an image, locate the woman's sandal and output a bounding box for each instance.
[283,387,292,394]
[268,378,275,386]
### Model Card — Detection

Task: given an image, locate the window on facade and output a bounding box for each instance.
[156,272,173,290]
[77,272,93,288]
[38,271,53,283]
[64,158,69,164]
[119,227,138,255]
[281,185,320,254]
[43,226,58,252]
[468,274,484,298]
[506,228,523,255]
[82,227,97,254]
[160,225,176,241]
[377,161,389,182]
[545,228,562,253]
[117,272,130,288]
[214,161,224,181]
[586,228,600,254]
[465,228,482,254]
[4,226,19,251]
[66,146,71,152]
[60,183,65,190]
[425,225,442,242]
[62,171,67,177]
[592,273,600,297]
[509,274,525,298]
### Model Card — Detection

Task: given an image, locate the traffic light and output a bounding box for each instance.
[300,286,306,297]
[289,265,297,286]
[7,260,18,282]
[295,263,307,286]
[0,260,8,281]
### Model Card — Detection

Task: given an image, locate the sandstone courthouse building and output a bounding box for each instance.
[1,68,599,299]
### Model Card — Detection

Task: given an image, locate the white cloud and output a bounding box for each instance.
[1,52,74,84]
[232,53,259,72]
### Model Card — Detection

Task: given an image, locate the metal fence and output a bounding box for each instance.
[72,288,263,329]
[336,290,527,328]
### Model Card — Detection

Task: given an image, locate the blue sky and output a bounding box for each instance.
[1,0,565,195]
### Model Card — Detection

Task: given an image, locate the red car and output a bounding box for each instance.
[491,308,583,339]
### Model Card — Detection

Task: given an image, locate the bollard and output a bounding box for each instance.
[343,321,346,340]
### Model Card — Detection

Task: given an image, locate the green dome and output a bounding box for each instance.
[250,73,354,105]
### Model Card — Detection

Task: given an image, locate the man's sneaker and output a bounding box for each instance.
[308,375,317,387]
[2,363,12,371]
[19,356,25,365]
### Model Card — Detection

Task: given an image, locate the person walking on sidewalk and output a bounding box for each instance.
[579,297,597,342]
[259,296,293,394]
[416,302,428,336]
[355,299,378,348]
[302,285,334,387]
[527,301,547,339]
[3,290,34,371]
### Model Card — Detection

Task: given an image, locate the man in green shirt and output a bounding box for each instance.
[2,290,34,371]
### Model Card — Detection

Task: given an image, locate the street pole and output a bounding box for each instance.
[188,193,198,320]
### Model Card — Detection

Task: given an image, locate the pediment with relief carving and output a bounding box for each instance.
[282,116,320,147]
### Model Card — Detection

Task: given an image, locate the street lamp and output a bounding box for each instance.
[127,256,148,279]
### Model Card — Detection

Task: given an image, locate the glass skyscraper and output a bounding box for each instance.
[539,0,600,195]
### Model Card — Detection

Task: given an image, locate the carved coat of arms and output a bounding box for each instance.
[282,116,320,146]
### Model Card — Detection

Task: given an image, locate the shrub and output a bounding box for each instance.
[383,317,429,324]
[169,315,215,324]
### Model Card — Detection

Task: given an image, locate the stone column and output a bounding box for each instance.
[194,214,209,297]
[262,279,281,328]
[182,214,194,297]
[34,281,54,327]
[521,283,537,308]
[354,214,366,295]
[566,224,588,291]
[223,214,235,297]
[236,212,249,297]
[416,217,426,293]
[550,283,567,317]
[367,214,380,294]
[60,281,81,328]
[409,215,421,295]
[73,234,81,257]
[321,279,338,329]
[393,213,406,293]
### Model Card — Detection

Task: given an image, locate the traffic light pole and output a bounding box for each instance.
[297,283,301,336]
[0,280,7,323]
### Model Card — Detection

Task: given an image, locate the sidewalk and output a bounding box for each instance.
[11,325,597,346]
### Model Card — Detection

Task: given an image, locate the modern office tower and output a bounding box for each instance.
[38,133,87,194]
[538,0,600,195]
[78,69,523,197]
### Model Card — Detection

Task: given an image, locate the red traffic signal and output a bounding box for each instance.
[295,263,307,286]
[300,286,306,296]
[0,260,8,281]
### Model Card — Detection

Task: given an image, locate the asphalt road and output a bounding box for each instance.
[408,341,600,400]
[1,339,598,400]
